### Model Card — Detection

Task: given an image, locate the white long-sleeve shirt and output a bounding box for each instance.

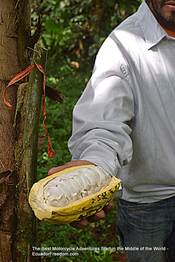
[68,1,175,203]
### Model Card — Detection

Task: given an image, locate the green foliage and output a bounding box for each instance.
[36,200,120,262]
[32,0,142,261]
[32,0,141,71]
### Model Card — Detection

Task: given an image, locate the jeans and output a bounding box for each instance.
[117,196,175,262]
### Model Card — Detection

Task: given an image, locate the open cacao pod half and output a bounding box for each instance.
[28,165,121,224]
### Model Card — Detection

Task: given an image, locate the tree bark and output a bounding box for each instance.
[0,1,23,261]
[0,1,42,261]
[15,49,44,262]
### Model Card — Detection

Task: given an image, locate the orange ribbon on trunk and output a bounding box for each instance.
[3,63,55,158]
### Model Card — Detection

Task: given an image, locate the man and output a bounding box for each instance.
[49,1,175,261]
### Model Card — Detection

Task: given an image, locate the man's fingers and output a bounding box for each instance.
[70,210,106,228]
[70,218,89,229]
[103,203,113,213]
[48,160,95,176]
[94,209,106,220]
[88,209,106,222]
[70,206,111,228]
[48,166,66,176]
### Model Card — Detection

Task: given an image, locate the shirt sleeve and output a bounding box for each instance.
[68,34,135,177]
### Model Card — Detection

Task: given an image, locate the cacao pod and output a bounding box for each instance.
[28,165,121,224]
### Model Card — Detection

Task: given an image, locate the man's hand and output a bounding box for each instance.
[48,160,113,228]
[70,203,113,229]
[48,160,95,176]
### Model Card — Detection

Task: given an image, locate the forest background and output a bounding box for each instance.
[32,0,141,261]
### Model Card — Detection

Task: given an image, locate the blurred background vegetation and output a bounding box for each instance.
[32,0,141,261]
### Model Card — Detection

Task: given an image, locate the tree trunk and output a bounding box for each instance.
[15,49,44,262]
[0,1,42,261]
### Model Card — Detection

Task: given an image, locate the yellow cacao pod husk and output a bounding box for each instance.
[28,165,121,224]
